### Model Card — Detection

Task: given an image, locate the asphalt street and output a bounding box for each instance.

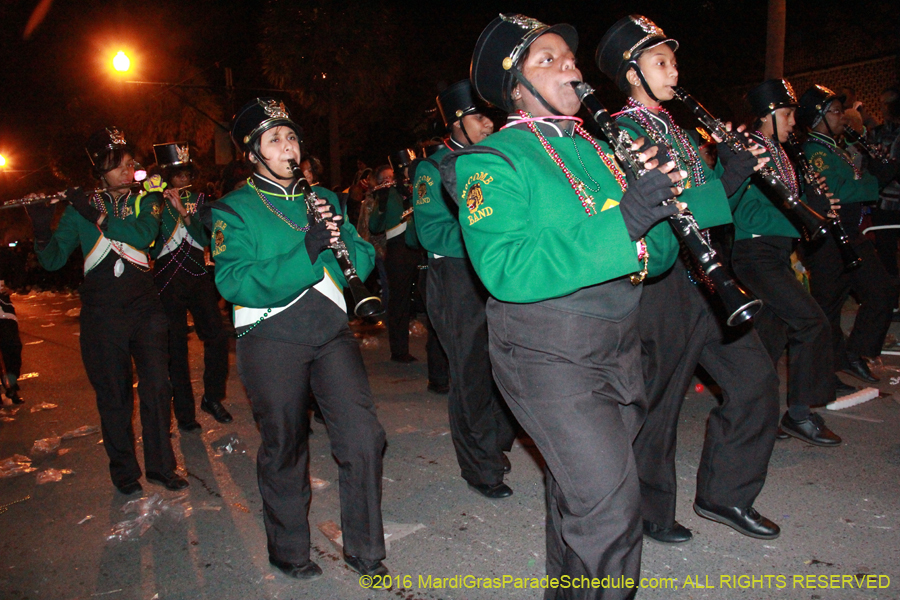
[1,291,898,600]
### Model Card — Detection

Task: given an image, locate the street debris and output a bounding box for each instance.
[310,476,330,491]
[0,495,32,516]
[318,519,425,552]
[62,425,101,439]
[212,433,246,456]
[36,468,74,484]
[65,307,81,317]
[31,436,62,457]
[106,493,192,543]
[78,515,94,525]
[409,320,426,337]
[358,336,380,350]
[0,455,36,479]
[30,402,58,412]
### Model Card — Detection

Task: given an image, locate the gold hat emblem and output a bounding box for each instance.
[499,13,545,32]
[261,99,289,119]
[107,127,127,146]
[175,144,190,163]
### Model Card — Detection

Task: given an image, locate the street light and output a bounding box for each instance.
[113,51,130,73]
[0,154,6,168]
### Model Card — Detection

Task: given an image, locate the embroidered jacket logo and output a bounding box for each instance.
[466,184,493,225]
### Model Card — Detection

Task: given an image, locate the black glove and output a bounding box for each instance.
[304,219,333,265]
[25,202,56,249]
[718,148,759,197]
[868,158,900,187]
[805,186,831,216]
[66,187,102,223]
[619,168,680,241]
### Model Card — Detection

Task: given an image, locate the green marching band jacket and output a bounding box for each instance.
[731,133,804,241]
[616,114,733,277]
[37,190,163,274]
[205,174,375,343]
[413,143,467,260]
[803,132,880,205]
[150,190,210,259]
[368,185,419,248]
[443,123,642,305]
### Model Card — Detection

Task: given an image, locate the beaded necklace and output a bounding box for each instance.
[154,191,208,292]
[807,133,862,180]
[754,132,800,197]
[91,191,152,273]
[510,111,626,216]
[620,98,706,188]
[248,178,310,231]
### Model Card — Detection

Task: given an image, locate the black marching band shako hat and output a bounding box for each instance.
[153,141,194,171]
[596,15,679,91]
[797,84,846,129]
[389,148,417,172]
[469,13,578,113]
[746,79,798,118]
[85,126,130,166]
[231,98,303,153]
[436,80,482,128]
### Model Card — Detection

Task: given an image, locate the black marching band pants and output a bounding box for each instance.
[236,328,386,565]
[487,298,644,600]
[80,292,176,486]
[155,254,229,423]
[426,256,515,486]
[637,259,779,527]
[800,232,899,368]
[732,237,836,407]
[384,237,421,357]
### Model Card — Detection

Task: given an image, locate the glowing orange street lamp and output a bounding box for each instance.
[113,51,130,73]
[0,154,7,168]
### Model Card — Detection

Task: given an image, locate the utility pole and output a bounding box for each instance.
[765,0,787,79]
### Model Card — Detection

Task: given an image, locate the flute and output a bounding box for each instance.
[1,183,190,211]
[288,159,383,318]
[573,81,762,326]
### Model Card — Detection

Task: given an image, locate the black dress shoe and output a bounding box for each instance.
[178,420,202,432]
[775,427,789,440]
[643,520,692,544]
[693,498,780,539]
[269,557,323,580]
[390,353,418,363]
[6,384,24,404]
[116,481,143,495]
[427,381,449,394]
[841,358,879,383]
[501,454,511,474]
[343,552,389,577]
[146,471,190,490]
[834,378,858,396]
[469,481,513,499]
[201,397,233,423]
[780,412,842,447]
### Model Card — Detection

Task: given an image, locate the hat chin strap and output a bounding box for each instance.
[630,62,661,104]
[458,119,475,146]
[511,67,563,116]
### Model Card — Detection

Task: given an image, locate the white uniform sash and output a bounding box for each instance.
[156,221,203,260]
[233,267,345,328]
[83,234,149,274]
[385,221,407,240]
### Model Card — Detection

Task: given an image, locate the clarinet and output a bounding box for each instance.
[784,134,862,271]
[288,160,383,317]
[671,86,830,241]
[573,82,762,326]
[843,125,892,165]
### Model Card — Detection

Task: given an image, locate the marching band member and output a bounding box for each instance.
[25,127,187,494]
[597,15,780,543]
[443,14,681,598]
[151,142,231,431]
[413,80,516,498]
[797,85,900,385]
[202,98,387,580]
[730,79,842,446]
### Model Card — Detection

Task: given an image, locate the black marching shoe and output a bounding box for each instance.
[269,557,323,580]
[116,480,143,496]
[5,383,24,404]
[343,552,389,577]
[145,471,190,490]
[501,454,512,474]
[469,481,513,499]
[834,378,858,396]
[841,358,879,383]
[775,427,789,440]
[178,420,202,432]
[201,396,233,423]
[693,498,780,540]
[427,381,450,394]
[780,411,842,447]
[390,353,418,364]
[643,520,693,544]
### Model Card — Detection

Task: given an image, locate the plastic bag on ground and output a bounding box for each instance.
[212,433,246,456]
[409,320,427,338]
[62,425,101,439]
[107,493,192,543]
[0,455,36,479]
[30,402,58,413]
[31,436,62,457]
[36,468,74,484]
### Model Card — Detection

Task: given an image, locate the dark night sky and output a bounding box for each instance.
[1,0,896,193]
